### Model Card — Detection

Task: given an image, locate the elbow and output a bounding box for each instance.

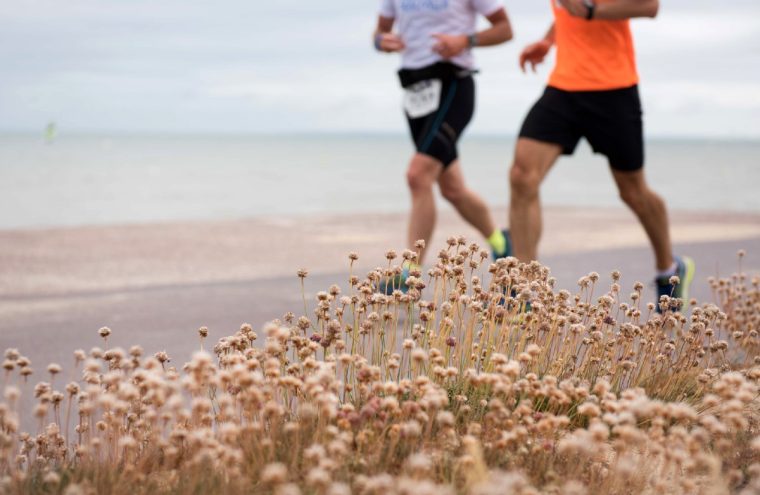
[646,0,659,18]
[503,22,514,43]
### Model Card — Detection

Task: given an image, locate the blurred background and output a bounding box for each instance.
[1,0,759,229]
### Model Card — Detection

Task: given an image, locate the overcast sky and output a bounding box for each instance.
[1,0,759,138]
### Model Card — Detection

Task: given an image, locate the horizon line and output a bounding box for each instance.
[1,129,759,143]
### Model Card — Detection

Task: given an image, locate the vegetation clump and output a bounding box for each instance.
[1,239,758,494]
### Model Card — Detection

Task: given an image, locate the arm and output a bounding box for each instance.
[559,0,659,20]
[595,0,659,20]
[518,23,555,73]
[472,8,513,46]
[432,7,513,59]
[373,15,405,53]
[541,23,556,45]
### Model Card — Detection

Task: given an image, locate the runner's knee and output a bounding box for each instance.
[440,182,467,203]
[618,181,649,212]
[406,155,439,193]
[509,160,541,199]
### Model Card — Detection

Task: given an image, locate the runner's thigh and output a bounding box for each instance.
[406,76,474,168]
[581,85,644,172]
[519,86,583,156]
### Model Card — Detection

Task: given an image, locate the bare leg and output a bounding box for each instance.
[437,160,495,238]
[406,153,443,264]
[508,138,562,262]
[611,168,674,271]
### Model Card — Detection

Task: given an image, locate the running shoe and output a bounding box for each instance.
[492,228,512,261]
[490,229,531,312]
[655,256,695,313]
[378,266,410,295]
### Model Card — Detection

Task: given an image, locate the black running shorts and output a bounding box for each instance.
[405,75,475,168]
[519,85,644,171]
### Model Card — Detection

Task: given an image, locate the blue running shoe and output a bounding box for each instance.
[655,256,695,313]
[378,266,410,295]
[492,229,512,261]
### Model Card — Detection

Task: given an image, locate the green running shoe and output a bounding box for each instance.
[492,228,512,261]
[655,256,695,313]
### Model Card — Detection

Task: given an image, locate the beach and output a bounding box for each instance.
[2,205,759,371]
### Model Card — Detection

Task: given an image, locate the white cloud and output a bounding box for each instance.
[0,0,759,137]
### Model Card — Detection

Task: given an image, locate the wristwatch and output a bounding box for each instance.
[467,34,478,48]
[583,0,595,20]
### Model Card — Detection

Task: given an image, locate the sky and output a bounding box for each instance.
[1,0,759,138]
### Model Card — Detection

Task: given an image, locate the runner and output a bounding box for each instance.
[508,0,694,312]
[374,0,513,293]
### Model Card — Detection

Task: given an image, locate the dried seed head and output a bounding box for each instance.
[411,349,427,363]
[261,462,289,485]
[154,351,170,364]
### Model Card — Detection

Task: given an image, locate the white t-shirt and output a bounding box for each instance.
[379,0,502,70]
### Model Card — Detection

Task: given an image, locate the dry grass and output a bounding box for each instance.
[1,238,759,495]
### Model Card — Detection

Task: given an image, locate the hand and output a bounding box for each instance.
[432,34,468,59]
[558,0,591,18]
[519,39,552,73]
[378,33,405,53]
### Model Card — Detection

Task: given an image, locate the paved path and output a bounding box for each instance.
[1,207,759,372]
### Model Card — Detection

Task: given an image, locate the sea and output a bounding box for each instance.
[0,133,758,230]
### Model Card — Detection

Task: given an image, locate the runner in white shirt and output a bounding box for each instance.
[374,0,513,293]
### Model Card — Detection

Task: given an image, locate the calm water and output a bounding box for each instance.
[0,134,758,230]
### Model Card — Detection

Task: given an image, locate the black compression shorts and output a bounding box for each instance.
[519,85,644,171]
[405,75,475,168]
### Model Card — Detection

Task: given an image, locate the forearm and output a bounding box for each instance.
[373,15,395,51]
[473,20,512,46]
[374,16,394,37]
[472,8,512,47]
[594,0,659,20]
[543,24,556,45]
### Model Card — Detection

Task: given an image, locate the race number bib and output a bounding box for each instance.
[403,79,442,118]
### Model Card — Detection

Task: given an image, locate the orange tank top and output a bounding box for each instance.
[548,0,639,91]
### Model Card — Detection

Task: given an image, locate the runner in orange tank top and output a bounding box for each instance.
[549,0,638,91]
[503,0,695,312]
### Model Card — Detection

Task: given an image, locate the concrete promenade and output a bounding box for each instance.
[1,206,759,371]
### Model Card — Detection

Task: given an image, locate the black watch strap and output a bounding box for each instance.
[583,0,595,20]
